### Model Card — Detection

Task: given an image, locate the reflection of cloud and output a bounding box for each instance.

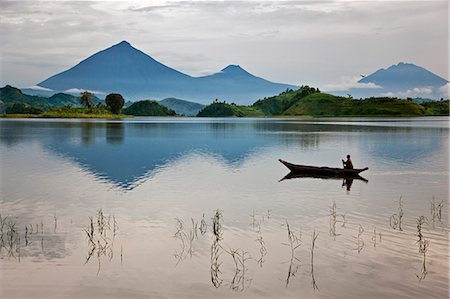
[381,87,434,98]
[323,76,382,91]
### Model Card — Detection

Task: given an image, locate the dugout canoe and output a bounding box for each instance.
[278,159,368,176]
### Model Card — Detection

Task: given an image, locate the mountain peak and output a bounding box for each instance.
[358,62,448,89]
[114,40,132,47]
[220,65,254,77]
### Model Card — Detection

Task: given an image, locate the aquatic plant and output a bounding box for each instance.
[416,216,429,281]
[282,220,302,287]
[430,197,444,227]
[353,225,364,253]
[210,210,224,288]
[390,196,404,231]
[83,209,119,274]
[310,229,319,291]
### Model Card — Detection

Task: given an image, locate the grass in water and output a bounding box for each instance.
[311,229,319,291]
[83,209,119,274]
[390,196,404,231]
[282,220,302,287]
[416,216,429,281]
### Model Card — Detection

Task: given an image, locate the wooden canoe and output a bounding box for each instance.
[278,159,368,176]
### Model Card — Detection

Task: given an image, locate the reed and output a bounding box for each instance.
[282,220,302,287]
[353,225,364,253]
[310,229,319,291]
[430,197,444,227]
[210,210,223,288]
[390,196,404,231]
[226,248,251,292]
[415,216,429,281]
[83,209,119,274]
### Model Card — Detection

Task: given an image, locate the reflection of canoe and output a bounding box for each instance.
[278,159,369,176]
[280,171,368,182]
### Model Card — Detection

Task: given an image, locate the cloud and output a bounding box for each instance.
[26,85,53,91]
[64,88,106,95]
[438,83,450,99]
[381,87,435,98]
[0,0,447,89]
[322,76,382,91]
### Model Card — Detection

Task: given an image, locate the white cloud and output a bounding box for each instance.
[0,0,447,88]
[26,85,53,91]
[438,83,450,99]
[381,87,434,98]
[322,76,382,91]
[64,88,106,95]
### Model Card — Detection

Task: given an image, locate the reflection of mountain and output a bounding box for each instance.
[0,119,445,190]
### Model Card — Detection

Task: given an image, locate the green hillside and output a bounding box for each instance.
[196,100,265,117]
[124,100,177,116]
[252,86,319,115]
[283,94,426,116]
[0,85,101,113]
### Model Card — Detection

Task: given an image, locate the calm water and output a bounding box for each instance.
[0,117,448,299]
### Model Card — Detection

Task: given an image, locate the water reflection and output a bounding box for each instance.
[0,118,446,190]
[280,172,368,191]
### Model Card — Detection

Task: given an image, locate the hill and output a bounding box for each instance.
[36,41,296,104]
[283,93,426,116]
[196,86,446,117]
[124,100,177,116]
[0,85,100,113]
[159,98,205,116]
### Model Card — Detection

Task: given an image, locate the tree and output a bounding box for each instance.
[105,93,125,114]
[80,91,94,108]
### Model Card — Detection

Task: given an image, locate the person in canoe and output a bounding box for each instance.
[342,155,353,169]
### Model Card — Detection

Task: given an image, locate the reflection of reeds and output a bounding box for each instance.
[430,197,444,228]
[83,209,119,274]
[282,220,302,287]
[371,228,377,248]
[199,213,207,236]
[390,196,404,231]
[416,216,429,281]
[225,248,251,292]
[0,215,21,261]
[254,221,267,267]
[353,225,364,253]
[173,217,187,265]
[311,229,319,291]
[211,210,223,288]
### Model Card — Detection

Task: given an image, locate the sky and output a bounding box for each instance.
[0,0,448,93]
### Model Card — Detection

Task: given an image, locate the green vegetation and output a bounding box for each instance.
[197,86,448,117]
[2,106,129,119]
[283,94,426,116]
[105,93,125,114]
[124,100,177,116]
[196,100,264,117]
[5,103,43,114]
[1,84,448,118]
[253,86,319,115]
[421,99,449,115]
[80,91,94,108]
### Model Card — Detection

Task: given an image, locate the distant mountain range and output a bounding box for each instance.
[332,62,448,99]
[36,41,296,104]
[0,85,102,113]
[158,98,205,116]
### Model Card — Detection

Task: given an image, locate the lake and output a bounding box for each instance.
[0,117,448,299]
